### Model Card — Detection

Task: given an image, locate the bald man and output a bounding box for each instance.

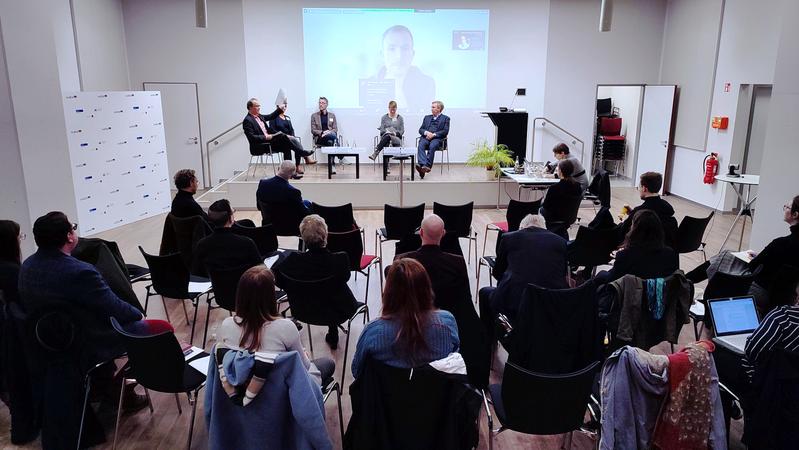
[395,214,489,388]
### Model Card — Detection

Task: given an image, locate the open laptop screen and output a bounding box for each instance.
[708,296,759,336]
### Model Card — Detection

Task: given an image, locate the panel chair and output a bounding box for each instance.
[138,246,213,344]
[327,228,382,305]
[375,203,425,273]
[433,201,478,267]
[280,273,369,387]
[372,134,405,172]
[231,222,279,258]
[246,144,281,180]
[485,360,601,450]
[110,318,206,450]
[415,136,450,174]
[311,202,358,232]
[482,199,542,258]
[674,211,714,262]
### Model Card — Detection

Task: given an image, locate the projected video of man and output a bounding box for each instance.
[360,25,435,111]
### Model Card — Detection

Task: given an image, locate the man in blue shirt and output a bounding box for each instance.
[416,100,450,179]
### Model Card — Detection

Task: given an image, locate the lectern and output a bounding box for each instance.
[483,111,529,164]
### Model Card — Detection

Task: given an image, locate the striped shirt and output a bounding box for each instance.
[743,305,799,378]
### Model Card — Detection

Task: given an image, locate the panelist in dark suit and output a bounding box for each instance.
[170,168,208,220]
[18,212,143,365]
[416,100,450,178]
[268,99,316,173]
[193,199,263,275]
[255,160,311,225]
[272,215,358,349]
[478,214,568,340]
[395,214,489,388]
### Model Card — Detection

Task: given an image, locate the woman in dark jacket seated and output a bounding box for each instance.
[351,258,459,378]
[596,209,679,284]
[540,159,584,239]
[268,99,316,173]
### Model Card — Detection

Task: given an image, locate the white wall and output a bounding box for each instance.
[542,0,667,169]
[596,85,641,179]
[73,0,131,91]
[242,0,550,164]
[0,0,80,238]
[122,0,250,185]
[666,0,782,208]
[750,0,799,250]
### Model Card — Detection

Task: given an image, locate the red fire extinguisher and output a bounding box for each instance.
[703,152,719,184]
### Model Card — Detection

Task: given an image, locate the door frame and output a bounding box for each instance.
[142,82,207,188]
[593,84,645,186]
[741,84,772,174]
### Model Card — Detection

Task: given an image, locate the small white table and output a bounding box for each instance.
[382,147,417,181]
[320,147,365,179]
[497,168,559,208]
[715,173,760,251]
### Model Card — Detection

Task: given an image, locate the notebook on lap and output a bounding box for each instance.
[707,296,760,354]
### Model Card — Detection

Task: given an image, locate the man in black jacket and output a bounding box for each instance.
[170,168,207,220]
[396,214,489,388]
[193,199,262,275]
[478,214,568,340]
[621,171,678,247]
[272,214,358,348]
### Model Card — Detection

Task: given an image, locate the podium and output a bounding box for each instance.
[483,111,529,164]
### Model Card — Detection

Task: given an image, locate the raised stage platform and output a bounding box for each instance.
[197,161,538,210]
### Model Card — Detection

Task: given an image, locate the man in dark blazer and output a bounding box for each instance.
[416,100,450,178]
[620,171,678,247]
[395,214,489,388]
[18,212,146,418]
[193,199,262,275]
[255,161,311,225]
[242,97,281,153]
[478,214,569,340]
[170,168,208,220]
[272,214,358,349]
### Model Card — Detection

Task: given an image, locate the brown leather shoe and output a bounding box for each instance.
[304,156,317,165]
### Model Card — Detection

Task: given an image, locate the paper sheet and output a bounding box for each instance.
[188,356,210,374]
[183,346,205,361]
[188,281,212,293]
[731,251,753,264]
[264,255,280,268]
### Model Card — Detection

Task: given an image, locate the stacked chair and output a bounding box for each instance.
[593,117,626,175]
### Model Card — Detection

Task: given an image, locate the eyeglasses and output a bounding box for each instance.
[71,223,78,231]
[785,204,792,210]
[19,233,27,241]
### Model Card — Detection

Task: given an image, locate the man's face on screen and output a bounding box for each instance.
[382,30,414,73]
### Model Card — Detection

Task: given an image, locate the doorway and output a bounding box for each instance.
[143,82,205,188]
[594,85,643,184]
[741,85,771,200]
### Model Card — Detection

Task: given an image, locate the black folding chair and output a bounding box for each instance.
[485,361,600,450]
[258,200,305,250]
[311,202,358,232]
[567,225,621,277]
[583,169,610,209]
[675,212,714,261]
[327,228,383,304]
[433,202,478,267]
[280,274,369,387]
[167,214,212,277]
[204,264,256,347]
[546,194,583,240]
[110,318,206,450]
[138,246,212,344]
[231,222,279,257]
[482,199,542,257]
[692,266,761,339]
[375,203,424,272]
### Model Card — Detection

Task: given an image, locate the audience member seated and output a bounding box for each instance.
[620,171,678,248]
[369,100,405,161]
[170,168,208,220]
[395,214,489,387]
[596,210,679,284]
[19,211,146,446]
[478,214,568,340]
[272,215,357,349]
[217,265,333,386]
[193,199,262,275]
[415,100,450,179]
[0,220,22,305]
[540,158,584,237]
[743,279,799,382]
[255,161,311,223]
[547,143,589,192]
[351,258,459,378]
[268,98,316,174]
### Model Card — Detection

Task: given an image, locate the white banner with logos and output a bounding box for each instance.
[62,91,171,236]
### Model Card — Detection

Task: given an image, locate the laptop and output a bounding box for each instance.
[707,296,760,354]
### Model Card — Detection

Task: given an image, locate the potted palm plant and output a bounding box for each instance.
[466,140,515,180]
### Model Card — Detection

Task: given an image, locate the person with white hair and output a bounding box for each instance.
[415,100,450,178]
[255,161,311,224]
[478,213,569,341]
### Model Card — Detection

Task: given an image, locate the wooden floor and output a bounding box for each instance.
[0,184,754,449]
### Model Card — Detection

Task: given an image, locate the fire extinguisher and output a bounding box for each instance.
[703,152,719,184]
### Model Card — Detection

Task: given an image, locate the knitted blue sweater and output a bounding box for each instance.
[351,310,460,378]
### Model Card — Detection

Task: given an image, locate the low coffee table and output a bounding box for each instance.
[382,147,417,181]
[321,147,364,179]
